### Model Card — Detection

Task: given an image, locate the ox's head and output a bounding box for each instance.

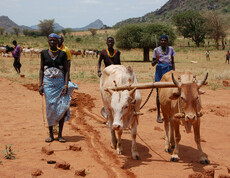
[107,88,136,131]
[170,73,208,132]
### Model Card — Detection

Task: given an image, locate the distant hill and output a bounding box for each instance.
[114,0,230,27]
[72,19,104,31]
[0,16,104,33]
[0,16,31,32]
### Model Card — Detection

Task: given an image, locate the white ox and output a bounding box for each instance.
[100,65,142,160]
[159,71,209,164]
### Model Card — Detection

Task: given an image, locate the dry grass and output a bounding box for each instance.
[0,30,230,90]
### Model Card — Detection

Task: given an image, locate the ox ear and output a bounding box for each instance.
[169,89,181,100]
[198,89,205,95]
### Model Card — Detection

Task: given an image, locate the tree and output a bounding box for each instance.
[61,28,72,36]
[88,28,97,36]
[13,27,20,36]
[173,10,206,47]
[38,19,55,37]
[205,12,228,50]
[115,23,176,62]
[0,27,5,35]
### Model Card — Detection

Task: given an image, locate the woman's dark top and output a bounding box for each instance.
[41,49,67,69]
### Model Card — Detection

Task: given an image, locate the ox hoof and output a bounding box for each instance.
[165,148,172,153]
[132,153,140,160]
[200,159,210,165]
[170,157,179,162]
[117,149,122,155]
[132,155,140,160]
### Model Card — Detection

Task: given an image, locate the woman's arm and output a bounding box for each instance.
[97,52,103,77]
[39,52,44,95]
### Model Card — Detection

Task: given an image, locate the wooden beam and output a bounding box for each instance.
[104,82,177,91]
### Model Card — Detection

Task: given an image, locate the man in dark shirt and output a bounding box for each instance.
[97,37,121,77]
[12,40,21,73]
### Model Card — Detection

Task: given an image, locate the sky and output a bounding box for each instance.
[1,0,168,28]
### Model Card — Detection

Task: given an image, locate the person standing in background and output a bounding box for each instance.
[12,40,21,73]
[152,35,176,123]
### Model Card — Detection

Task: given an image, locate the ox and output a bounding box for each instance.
[100,65,142,160]
[159,71,209,164]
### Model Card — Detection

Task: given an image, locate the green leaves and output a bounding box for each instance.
[3,144,16,160]
[172,10,206,47]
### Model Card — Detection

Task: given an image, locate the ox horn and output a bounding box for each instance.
[129,87,137,96]
[198,72,208,88]
[172,73,181,87]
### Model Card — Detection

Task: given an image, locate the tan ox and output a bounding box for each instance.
[100,65,142,159]
[159,71,209,164]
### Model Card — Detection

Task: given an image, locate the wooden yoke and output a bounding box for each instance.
[104,82,177,91]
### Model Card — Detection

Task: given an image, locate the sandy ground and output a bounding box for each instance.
[0,77,230,178]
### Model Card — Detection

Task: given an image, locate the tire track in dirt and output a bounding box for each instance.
[70,92,136,178]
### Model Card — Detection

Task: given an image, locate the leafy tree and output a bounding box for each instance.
[38,19,55,37]
[0,27,5,35]
[115,23,176,61]
[22,29,41,37]
[13,27,20,36]
[205,12,228,50]
[173,10,206,47]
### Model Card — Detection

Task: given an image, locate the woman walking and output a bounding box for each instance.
[39,33,78,143]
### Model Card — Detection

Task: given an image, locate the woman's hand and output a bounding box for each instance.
[98,70,102,77]
[61,85,68,96]
[39,85,44,95]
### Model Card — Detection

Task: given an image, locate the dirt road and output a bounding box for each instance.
[0,77,229,177]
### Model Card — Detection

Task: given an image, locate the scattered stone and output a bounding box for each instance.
[41,146,54,155]
[75,169,86,177]
[154,126,163,132]
[203,166,215,178]
[191,61,198,64]
[227,166,230,173]
[55,161,70,170]
[148,107,157,112]
[31,169,43,177]
[69,144,81,151]
[20,74,25,78]
[188,172,203,178]
[218,174,230,178]
[47,160,56,164]
[223,80,230,87]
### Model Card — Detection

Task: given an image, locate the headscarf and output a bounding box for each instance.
[159,35,168,41]
[48,33,59,39]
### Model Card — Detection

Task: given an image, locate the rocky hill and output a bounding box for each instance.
[0,16,30,32]
[0,16,104,33]
[114,0,230,27]
[72,19,104,31]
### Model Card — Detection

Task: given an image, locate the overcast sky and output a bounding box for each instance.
[1,0,168,28]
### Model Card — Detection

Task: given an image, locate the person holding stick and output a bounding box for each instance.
[39,33,78,143]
